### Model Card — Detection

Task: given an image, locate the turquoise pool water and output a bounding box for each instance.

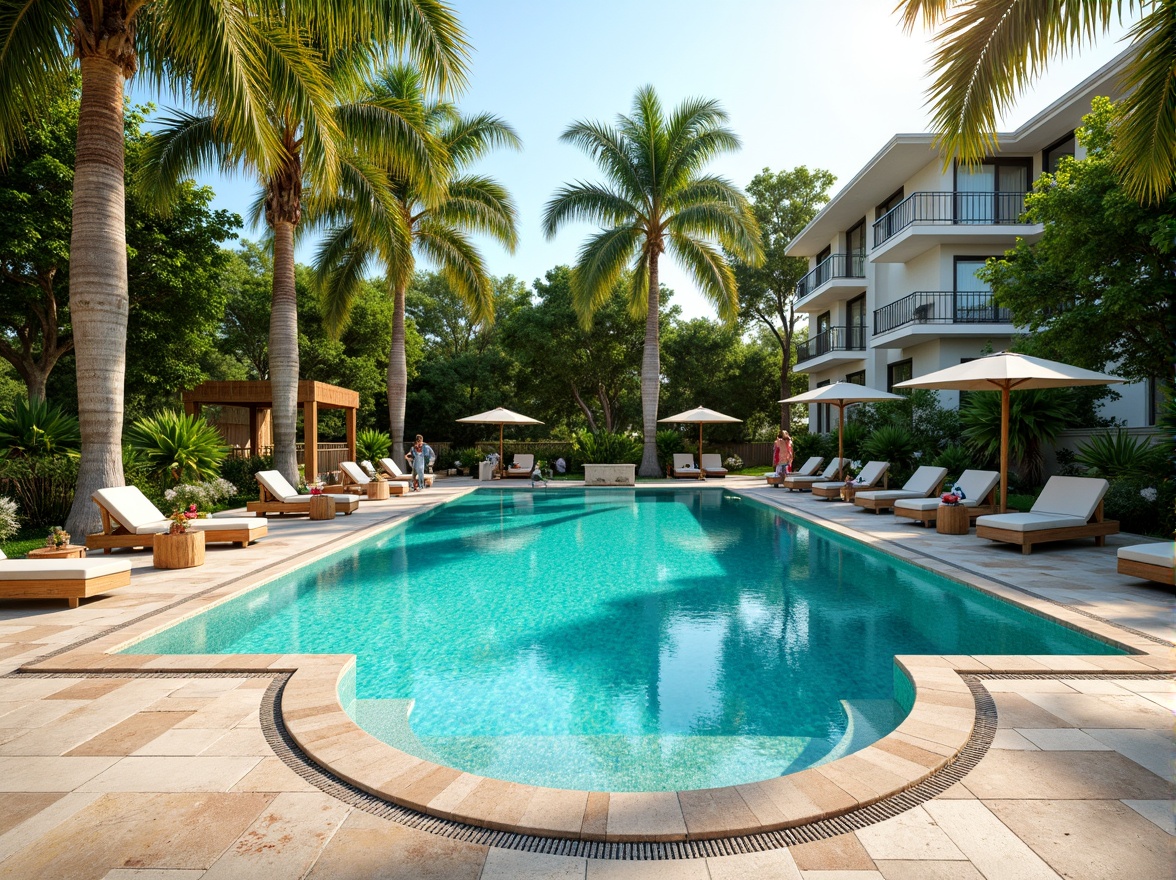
[129,488,1120,791]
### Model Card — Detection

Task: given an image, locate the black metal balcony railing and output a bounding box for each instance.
[795,252,866,300]
[796,325,867,363]
[873,291,1013,336]
[872,191,1030,246]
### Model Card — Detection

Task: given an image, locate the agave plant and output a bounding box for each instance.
[125,411,227,486]
[356,429,392,464]
[961,389,1074,487]
[862,423,918,471]
[1075,430,1168,481]
[932,442,976,483]
[0,398,81,459]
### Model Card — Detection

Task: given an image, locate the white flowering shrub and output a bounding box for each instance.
[1140,486,1158,503]
[0,497,18,542]
[724,455,743,471]
[164,478,237,513]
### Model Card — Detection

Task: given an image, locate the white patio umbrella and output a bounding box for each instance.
[659,406,742,480]
[895,352,1123,512]
[781,383,905,481]
[455,407,543,473]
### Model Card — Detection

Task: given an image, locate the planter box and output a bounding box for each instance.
[153,531,205,570]
[584,464,636,487]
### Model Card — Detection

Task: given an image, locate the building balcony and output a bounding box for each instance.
[870,191,1041,263]
[795,253,867,313]
[872,291,1017,348]
[795,325,867,371]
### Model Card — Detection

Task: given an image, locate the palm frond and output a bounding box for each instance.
[441,111,522,166]
[666,233,740,323]
[134,111,238,212]
[558,120,646,204]
[1113,6,1176,203]
[414,220,493,323]
[313,222,374,337]
[625,254,651,320]
[432,174,519,250]
[894,0,954,33]
[0,0,72,162]
[570,225,642,328]
[542,183,641,238]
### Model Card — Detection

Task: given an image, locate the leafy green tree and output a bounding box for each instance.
[544,86,764,476]
[2,0,404,536]
[982,98,1175,389]
[313,65,519,452]
[897,0,1176,203]
[135,5,469,490]
[730,166,835,429]
[217,243,276,380]
[499,266,644,434]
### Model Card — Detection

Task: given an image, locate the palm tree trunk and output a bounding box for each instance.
[269,220,300,485]
[64,55,130,537]
[388,282,407,453]
[638,255,661,477]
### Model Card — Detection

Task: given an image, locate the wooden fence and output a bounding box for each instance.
[228,442,351,481]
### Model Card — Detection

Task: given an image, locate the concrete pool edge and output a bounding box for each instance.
[17,482,1175,843]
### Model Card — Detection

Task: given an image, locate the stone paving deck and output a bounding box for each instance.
[0,476,1171,878]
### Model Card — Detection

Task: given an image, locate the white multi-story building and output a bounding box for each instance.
[786,51,1154,432]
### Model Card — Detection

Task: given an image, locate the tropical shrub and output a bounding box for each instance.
[0,397,80,458]
[932,442,974,483]
[655,429,685,473]
[863,423,918,475]
[1053,447,1084,477]
[961,389,1074,487]
[1102,477,1175,538]
[834,420,870,462]
[0,497,18,542]
[573,430,642,466]
[451,448,483,470]
[356,429,392,464]
[791,430,835,466]
[0,455,78,528]
[1074,430,1167,480]
[219,455,273,504]
[125,410,227,486]
[163,478,237,514]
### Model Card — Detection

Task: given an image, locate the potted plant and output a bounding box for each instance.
[153,504,205,569]
[46,525,70,549]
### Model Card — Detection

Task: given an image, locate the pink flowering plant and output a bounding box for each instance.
[168,504,199,535]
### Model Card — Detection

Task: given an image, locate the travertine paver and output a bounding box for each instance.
[0,476,1170,878]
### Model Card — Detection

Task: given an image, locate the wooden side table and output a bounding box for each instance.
[308,494,336,520]
[365,480,391,501]
[936,504,970,535]
[839,484,859,503]
[153,531,206,569]
[27,544,86,559]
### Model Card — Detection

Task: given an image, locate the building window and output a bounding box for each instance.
[887,359,913,393]
[845,370,865,385]
[847,295,866,348]
[876,187,904,219]
[816,379,831,433]
[955,158,1031,223]
[846,219,866,272]
[1043,131,1076,174]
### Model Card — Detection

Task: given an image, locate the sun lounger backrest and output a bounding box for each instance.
[954,470,1000,505]
[1032,476,1109,521]
[820,458,847,480]
[855,460,889,486]
[795,456,823,476]
[700,453,725,470]
[673,453,696,470]
[93,486,166,530]
[512,454,534,471]
[340,461,371,485]
[256,470,298,501]
[380,458,406,478]
[902,466,948,496]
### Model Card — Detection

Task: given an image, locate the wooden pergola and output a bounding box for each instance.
[182,380,358,477]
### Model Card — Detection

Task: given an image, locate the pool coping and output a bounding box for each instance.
[17,483,1175,843]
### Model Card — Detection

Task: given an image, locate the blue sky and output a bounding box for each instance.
[131,1,1133,319]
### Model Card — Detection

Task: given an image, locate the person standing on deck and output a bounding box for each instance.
[405,435,435,491]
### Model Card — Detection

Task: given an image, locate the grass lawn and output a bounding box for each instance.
[2,528,51,559]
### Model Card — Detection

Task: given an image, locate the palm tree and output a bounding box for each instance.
[896,0,1176,204]
[543,87,763,476]
[137,12,468,488]
[312,66,519,452]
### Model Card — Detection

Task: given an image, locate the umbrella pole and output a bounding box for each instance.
[837,404,845,481]
[499,423,504,479]
[1000,385,1010,513]
[698,423,704,480]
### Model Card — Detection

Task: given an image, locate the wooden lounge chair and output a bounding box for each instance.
[672,453,701,478]
[893,469,999,526]
[976,477,1118,555]
[700,454,728,478]
[331,461,408,497]
[812,460,889,500]
[766,456,822,488]
[378,457,433,487]
[247,470,361,516]
[853,466,948,514]
[87,486,267,553]
[783,458,847,492]
[504,453,534,479]
[1117,542,1175,585]
[0,548,131,608]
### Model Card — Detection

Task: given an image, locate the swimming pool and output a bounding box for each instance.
[129,488,1120,791]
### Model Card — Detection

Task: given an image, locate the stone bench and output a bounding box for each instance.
[583,464,636,486]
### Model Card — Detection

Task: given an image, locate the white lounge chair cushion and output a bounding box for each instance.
[93,486,168,533]
[672,454,699,473]
[902,466,949,496]
[787,459,847,483]
[0,557,131,580]
[508,454,535,472]
[189,517,267,534]
[894,498,947,512]
[851,460,889,487]
[974,512,1090,532]
[856,489,921,503]
[951,469,1001,504]
[340,462,371,485]
[700,454,727,474]
[812,481,850,492]
[1031,476,1109,521]
[1117,543,1175,568]
[793,456,823,477]
[256,470,301,502]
